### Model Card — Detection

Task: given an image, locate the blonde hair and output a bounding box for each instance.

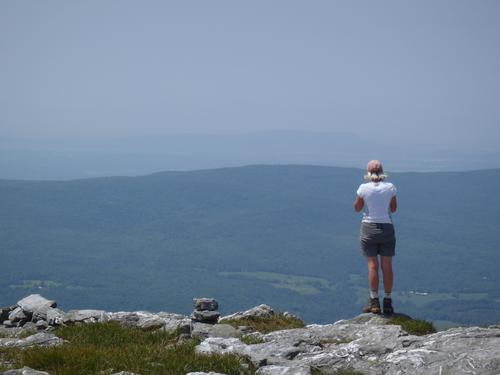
[364,172,388,182]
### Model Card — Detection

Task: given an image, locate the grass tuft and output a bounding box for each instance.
[240,335,266,345]
[386,315,436,336]
[0,322,254,375]
[223,313,305,334]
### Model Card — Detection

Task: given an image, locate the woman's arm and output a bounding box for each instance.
[354,195,364,212]
[390,196,397,213]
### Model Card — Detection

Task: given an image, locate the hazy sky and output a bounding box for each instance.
[1,1,499,152]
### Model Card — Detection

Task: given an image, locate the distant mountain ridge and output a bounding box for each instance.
[2,131,500,179]
[1,165,499,328]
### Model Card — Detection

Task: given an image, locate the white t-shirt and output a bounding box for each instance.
[356,181,397,224]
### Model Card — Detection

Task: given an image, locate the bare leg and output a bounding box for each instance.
[380,256,394,293]
[367,256,379,293]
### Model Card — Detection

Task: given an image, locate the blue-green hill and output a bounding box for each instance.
[1,165,499,327]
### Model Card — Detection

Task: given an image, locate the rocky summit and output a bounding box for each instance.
[1,294,500,375]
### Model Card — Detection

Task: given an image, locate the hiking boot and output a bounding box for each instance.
[383,297,394,315]
[362,298,381,314]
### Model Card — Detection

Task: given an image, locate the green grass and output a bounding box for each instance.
[0,322,254,375]
[386,316,436,336]
[223,313,305,334]
[240,335,266,345]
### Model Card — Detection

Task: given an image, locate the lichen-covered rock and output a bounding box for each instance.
[219,304,274,322]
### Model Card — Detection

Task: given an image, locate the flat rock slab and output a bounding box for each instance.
[64,309,109,324]
[2,367,50,375]
[256,365,311,375]
[17,295,56,314]
[0,332,63,349]
[191,310,220,324]
[191,323,240,339]
[219,304,275,322]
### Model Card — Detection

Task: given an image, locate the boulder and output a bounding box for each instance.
[1,306,13,323]
[193,298,219,311]
[45,308,65,326]
[219,304,274,322]
[8,308,27,324]
[64,309,109,324]
[191,310,220,324]
[16,295,56,314]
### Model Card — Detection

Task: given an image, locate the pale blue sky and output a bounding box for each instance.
[1,1,499,156]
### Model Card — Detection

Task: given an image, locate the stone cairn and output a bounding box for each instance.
[191,298,220,324]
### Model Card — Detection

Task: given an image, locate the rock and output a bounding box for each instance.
[193,298,219,311]
[156,313,191,334]
[195,314,500,374]
[191,323,240,339]
[195,337,268,367]
[256,365,311,375]
[219,304,274,322]
[0,332,63,349]
[2,367,50,375]
[1,306,14,323]
[64,309,109,324]
[35,320,48,330]
[2,320,15,328]
[45,308,65,326]
[191,310,220,324]
[8,307,27,323]
[108,311,190,333]
[17,295,56,314]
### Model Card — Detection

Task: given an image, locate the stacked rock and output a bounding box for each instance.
[191,298,220,324]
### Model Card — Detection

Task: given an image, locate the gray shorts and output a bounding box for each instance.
[360,222,396,257]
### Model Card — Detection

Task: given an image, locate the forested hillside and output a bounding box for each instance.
[1,165,499,327]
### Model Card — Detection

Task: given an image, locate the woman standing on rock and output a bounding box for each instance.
[354,160,397,314]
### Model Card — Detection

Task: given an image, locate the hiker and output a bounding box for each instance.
[354,160,397,314]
